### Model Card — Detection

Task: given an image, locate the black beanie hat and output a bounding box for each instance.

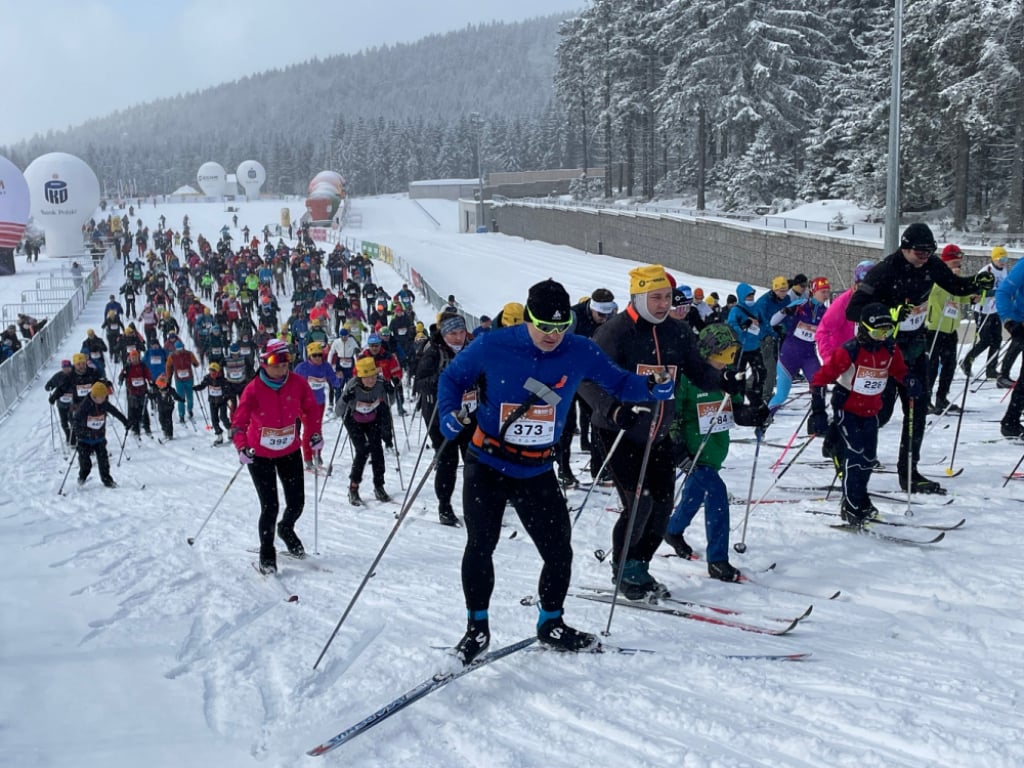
[526,279,572,324]
[900,222,936,249]
[791,273,808,287]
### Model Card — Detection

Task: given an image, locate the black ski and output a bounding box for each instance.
[802,509,965,531]
[307,637,537,756]
[567,588,812,625]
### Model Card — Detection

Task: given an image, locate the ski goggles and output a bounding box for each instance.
[527,307,572,335]
[862,323,895,340]
[262,351,292,366]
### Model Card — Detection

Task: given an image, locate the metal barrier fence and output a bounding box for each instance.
[0,249,116,420]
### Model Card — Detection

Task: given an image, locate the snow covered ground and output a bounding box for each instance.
[2,196,1022,767]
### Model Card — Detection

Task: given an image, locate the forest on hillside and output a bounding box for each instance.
[3,2,1022,230]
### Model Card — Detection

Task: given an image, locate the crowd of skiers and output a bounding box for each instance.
[38,211,1024,658]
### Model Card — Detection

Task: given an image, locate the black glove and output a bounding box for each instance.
[735,400,771,431]
[720,369,745,394]
[895,302,914,323]
[383,432,394,449]
[1006,320,1024,340]
[669,433,692,470]
[809,410,829,436]
[48,392,58,405]
[610,404,650,431]
[341,387,356,403]
[974,271,996,293]
[739,319,753,330]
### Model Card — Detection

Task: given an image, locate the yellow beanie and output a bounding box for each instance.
[705,294,718,308]
[771,276,788,291]
[90,382,109,398]
[629,265,671,295]
[992,246,1008,262]
[501,302,524,326]
[72,352,87,365]
[355,357,379,378]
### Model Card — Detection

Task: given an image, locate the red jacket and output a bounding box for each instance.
[811,340,908,417]
[231,373,323,458]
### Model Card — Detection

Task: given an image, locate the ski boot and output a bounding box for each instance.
[277,523,305,558]
[537,615,598,653]
[454,621,490,665]
[708,560,742,582]
[348,483,363,506]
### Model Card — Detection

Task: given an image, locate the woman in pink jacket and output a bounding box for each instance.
[232,339,323,574]
[816,261,875,364]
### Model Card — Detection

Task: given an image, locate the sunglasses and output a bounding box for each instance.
[910,246,936,256]
[264,352,291,365]
[863,323,895,340]
[309,353,323,358]
[527,307,572,335]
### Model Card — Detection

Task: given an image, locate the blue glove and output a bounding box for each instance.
[309,432,324,453]
[238,447,255,465]
[647,372,674,400]
[904,375,924,400]
[440,411,466,441]
[787,296,808,308]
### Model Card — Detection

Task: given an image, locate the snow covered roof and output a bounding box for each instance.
[171,185,200,195]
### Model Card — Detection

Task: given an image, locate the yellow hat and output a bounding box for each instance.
[705,294,718,308]
[355,357,379,378]
[209,362,221,372]
[90,382,109,398]
[992,246,1008,262]
[501,301,524,326]
[87,328,95,337]
[771,276,788,291]
[306,341,324,357]
[629,265,671,295]
[72,353,87,365]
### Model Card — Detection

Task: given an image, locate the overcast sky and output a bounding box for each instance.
[0,0,584,147]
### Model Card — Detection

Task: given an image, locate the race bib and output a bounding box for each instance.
[340,357,353,368]
[76,384,92,397]
[307,376,326,391]
[131,377,145,387]
[793,322,817,342]
[86,415,105,430]
[746,321,760,336]
[354,398,382,414]
[635,363,677,399]
[852,365,888,395]
[176,369,191,380]
[241,348,253,356]
[90,351,101,359]
[397,328,408,336]
[942,301,960,320]
[60,393,73,404]
[461,391,478,413]
[259,425,295,450]
[208,386,222,398]
[500,402,555,446]
[899,303,927,332]
[697,398,734,435]
[982,295,996,314]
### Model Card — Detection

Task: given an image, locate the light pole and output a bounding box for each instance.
[471,112,485,231]
[883,0,904,254]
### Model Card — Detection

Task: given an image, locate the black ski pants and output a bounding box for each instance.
[596,426,675,566]
[247,449,304,557]
[346,417,386,487]
[461,455,573,614]
[78,439,112,483]
[927,331,958,403]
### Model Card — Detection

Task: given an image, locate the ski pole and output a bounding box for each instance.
[1002,448,1024,488]
[313,445,443,670]
[743,434,818,511]
[604,402,663,637]
[392,444,405,491]
[571,428,625,528]
[313,462,320,555]
[57,448,78,495]
[770,404,811,472]
[186,464,245,546]
[904,398,914,517]
[733,427,765,554]
[196,389,211,428]
[319,425,349,503]
[945,374,970,478]
[49,403,57,452]
[116,424,130,467]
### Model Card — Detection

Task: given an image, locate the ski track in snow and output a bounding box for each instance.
[2,196,1023,767]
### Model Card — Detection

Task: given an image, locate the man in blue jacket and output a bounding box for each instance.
[996,254,1024,437]
[727,283,767,402]
[437,278,674,663]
